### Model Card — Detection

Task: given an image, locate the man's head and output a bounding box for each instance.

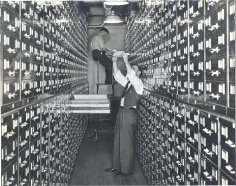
[131,64,142,77]
[99,27,109,37]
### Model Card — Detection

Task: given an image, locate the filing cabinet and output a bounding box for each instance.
[21,21,34,43]
[33,48,43,64]
[2,34,21,59]
[175,103,185,138]
[128,0,235,185]
[21,1,34,22]
[33,30,44,49]
[220,118,235,179]
[200,156,218,185]
[200,112,218,164]
[186,162,199,185]
[186,107,199,149]
[189,41,204,62]
[22,61,34,80]
[41,130,50,185]
[19,148,30,185]
[21,42,34,63]
[1,1,88,185]
[205,5,226,36]
[189,0,204,22]
[175,165,185,185]
[221,171,236,185]
[34,80,43,95]
[189,19,204,42]
[44,80,51,93]
[228,0,235,57]
[18,108,30,152]
[21,81,34,99]
[44,51,51,66]
[30,105,41,141]
[1,113,18,170]
[186,143,199,168]
[177,1,188,32]
[175,134,185,158]
[33,10,44,30]
[205,0,226,12]
[189,80,204,102]
[2,58,20,81]
[177,29,188,49]
[2,1,20,15]
[1,6,20,32]
[205,34,227,60]
[1,160,18,186]
[206,81,226,106]
[30,138,41,186]
[178,80,188,96]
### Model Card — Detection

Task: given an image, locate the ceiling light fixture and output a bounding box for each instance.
[104,0,129,6]
[104,10,123,23]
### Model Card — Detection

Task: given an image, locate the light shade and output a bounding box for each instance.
[104,0,129,6]
[104,11,122,23]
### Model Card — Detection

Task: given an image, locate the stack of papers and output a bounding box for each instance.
[70,95,110,114]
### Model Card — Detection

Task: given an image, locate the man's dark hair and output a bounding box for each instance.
[131,64,142,72]
[100,27,109,34]
[131,64,143,76]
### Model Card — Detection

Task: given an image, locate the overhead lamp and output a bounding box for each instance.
[104,0,129,6]
[104,10,122,23]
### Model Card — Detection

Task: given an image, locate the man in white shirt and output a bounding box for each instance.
[105,52,144,176]
[91,27,112,84]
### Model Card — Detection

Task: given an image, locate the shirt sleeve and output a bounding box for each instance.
[91,35,106,50]
[97,35,106,49]
[114,70,128,87]
[126,70,144,95]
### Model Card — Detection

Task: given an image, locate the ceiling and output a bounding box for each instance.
[78,0,142,19]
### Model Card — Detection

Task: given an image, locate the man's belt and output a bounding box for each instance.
[120,106,136,110]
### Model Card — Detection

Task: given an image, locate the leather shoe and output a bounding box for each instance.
[105,167,117,172]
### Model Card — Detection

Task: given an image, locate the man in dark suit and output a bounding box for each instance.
[105,52,144,176]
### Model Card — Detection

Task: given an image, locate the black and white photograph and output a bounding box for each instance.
[0,0,235,185]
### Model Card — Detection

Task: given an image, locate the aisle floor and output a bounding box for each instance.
[69,128,147,185]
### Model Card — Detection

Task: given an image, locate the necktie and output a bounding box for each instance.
[121,81,130,98]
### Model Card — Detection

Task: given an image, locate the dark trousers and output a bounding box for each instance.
[113,107,137,174]
[92,49,112,84]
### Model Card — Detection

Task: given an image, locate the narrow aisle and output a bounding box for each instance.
[69,128,146,185]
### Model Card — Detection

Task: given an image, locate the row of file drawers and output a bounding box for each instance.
[1,32,87,63]
[126,0,235,118]
[136,90,235,185]
[2,80,88,105]
[1,2,88,53]
[0,2,88,110]
[3,60,87,81]
[1,93,88,186]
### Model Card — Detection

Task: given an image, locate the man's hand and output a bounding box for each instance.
[113,51,125,57]
[122,53,128,64]
[112,57,117,62]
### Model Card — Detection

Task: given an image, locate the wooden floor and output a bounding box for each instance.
[69,128,147,185]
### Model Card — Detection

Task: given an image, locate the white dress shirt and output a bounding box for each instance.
[114,70,144,107]
[91,33,106,51]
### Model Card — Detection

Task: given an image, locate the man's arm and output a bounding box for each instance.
[112,57,128,87]
[98,36,107,51]
[123,53,132,74]
[122,53,144,95]
[97,35,112,51]
[112,57,119,74]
